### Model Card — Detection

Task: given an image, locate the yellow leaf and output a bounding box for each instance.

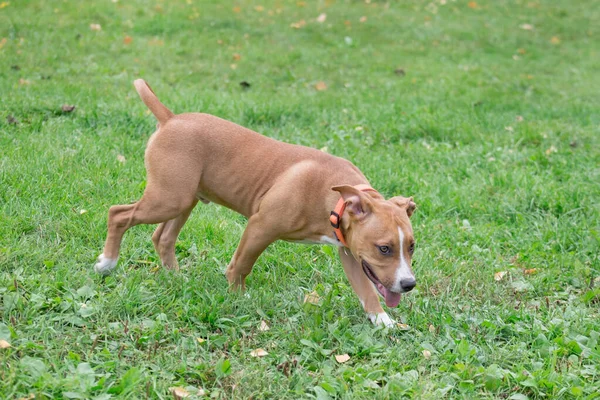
[316,13,327,23]
[314,81,327,91]
[422,350,432,359]
[117,154,126,163]
[290,19,306,29]
[169,387,190,398]
[0,37,6,49]
[359,16,367,23]
[19,78,31,85]
[396,323,410,330]
[259,320,270,331]
[254,5,264,12]
[524,268,538,275]
[0,339,11,349]
[550,36,560,44]
[303,291,320,304]
[123,35,133,45]
[517,48,526,54]
[494,271,507,281]
[519,23,534,31]
[0,2,10,9]
[196,337,205,344]
[233,6,241,13]
[468,1,478,9]
[545,145,557,155]
[230,63,237,70]
[89,23,102,31]
[250,348,268,357]
[335,354,350,363]
[232,53,241,61]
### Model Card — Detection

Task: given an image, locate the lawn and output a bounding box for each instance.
[1,0,599,398]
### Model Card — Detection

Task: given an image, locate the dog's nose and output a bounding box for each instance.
[400,278,416,292]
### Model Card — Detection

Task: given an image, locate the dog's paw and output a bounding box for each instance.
[94,253,117,276]
[368,312,396,328]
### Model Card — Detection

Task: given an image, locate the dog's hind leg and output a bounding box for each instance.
[152,200,198,270]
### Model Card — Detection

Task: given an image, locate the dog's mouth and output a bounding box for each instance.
[361,260,402,308]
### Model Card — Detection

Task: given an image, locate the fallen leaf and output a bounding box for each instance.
[250,348,268,357]
[335,354,350,363]
[16,395,35,400]
[304,291,320,304]
[90,23,102,31]
[314,81,327,91]
[516,115,524,122]
[517,48,526,54]
[505,126,514,132]
[468,1,478,8]
[61,104,76,113]
[296,1,306,6]
[494,271,507,281]
[0,2,10,9]
[344,20,351,26]
[550,36,560,44]
[230,63,237,70]
[232,53,241,61]
[117,154,126,163]
[169,386,190,399]
[428,324,435,333]
[123,35,133,45]
[19,78,31,85]
[259,320,270,331]
[254,5,264,12]
[233,6,241,13]
[422,350,431,359]
[290,19,306,29]
[79,209,88,215]
[359,16,367,23]
[545,145,557,155]
[519,23,534,31]
[148,38,164,46]
[524,268,538,275]
[0,339,11,349]
[396,323,410,330]
[0,37,7,49]
[196,338,205,344]
[316,13,326,23]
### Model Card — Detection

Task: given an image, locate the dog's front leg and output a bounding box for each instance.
[338,247,395,327]
[225,214,277,291]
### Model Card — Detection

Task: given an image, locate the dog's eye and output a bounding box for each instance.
[378,245,391,255]
[408,242,415,255]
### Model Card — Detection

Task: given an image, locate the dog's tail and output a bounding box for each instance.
[133,79,174,125]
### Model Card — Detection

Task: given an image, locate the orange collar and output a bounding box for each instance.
[329,184,377,247]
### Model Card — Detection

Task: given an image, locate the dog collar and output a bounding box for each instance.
[329,184,377,247]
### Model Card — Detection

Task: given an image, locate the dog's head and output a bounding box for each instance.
[332,185,417,307]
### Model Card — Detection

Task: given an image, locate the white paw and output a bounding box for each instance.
[94,253,117,276]
[368,312,396,328]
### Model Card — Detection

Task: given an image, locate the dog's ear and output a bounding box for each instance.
[390,196,416,217]
[332,185,372,220]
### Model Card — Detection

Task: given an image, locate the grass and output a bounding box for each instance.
[1,0,599,398]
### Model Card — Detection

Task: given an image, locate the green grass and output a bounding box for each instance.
[1,0,599,398]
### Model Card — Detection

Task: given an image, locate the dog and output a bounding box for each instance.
[94,79,417,327]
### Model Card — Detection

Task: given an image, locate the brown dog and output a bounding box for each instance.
[95,79,417,327]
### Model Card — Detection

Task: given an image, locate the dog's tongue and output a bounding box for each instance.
[377,283,402,307]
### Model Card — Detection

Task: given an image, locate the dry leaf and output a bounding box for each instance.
[16,395,35,400]
[505,126,514,132]
[524,268,538,275]
[90,23,102,31]
[197,388,206,396]
[290,19,306,29]
[0,339,11,349]
[422,350,432,359]
[19,78,31,85]
[320,146,328,153]
[232,53,241,61]
[519,23,534,31]
[304,291,320,304]
[296,1,306,6]
[396,323,410,330]
[196,337,205,344]
[0,2,10,9]
[230,64,237,70]
[169,387,190,398]
[516,115,524,122]
[314,81,327,91]
[254,5,264,12]
[550,36,560,44]
[117,154,126,163]
[517,48,526,54]
[79,209,88,215]
[545,145,557,155]
[359,16,367,23]
[259,320,270,331]
[428,324,435,333]
[468,1,478,8]
[335,354,350,363]
[250,348,268,357]
[123,35,133,45]
[0,37,7,49]
[494,271,507,281]
[233,6,241,13]
[316,13,327,23]
[62,104,76,113]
